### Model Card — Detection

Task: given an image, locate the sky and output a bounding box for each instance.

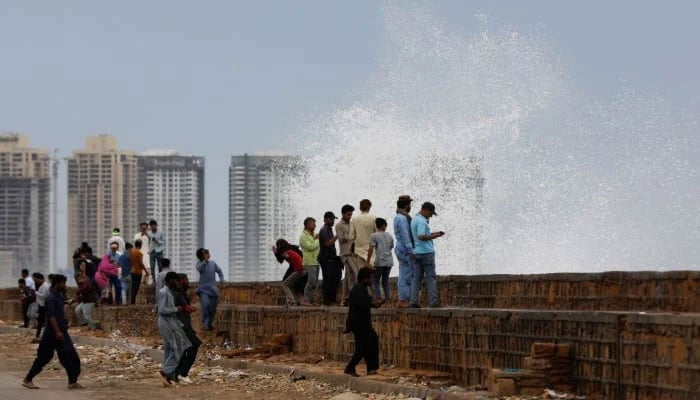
[1,1,698,274]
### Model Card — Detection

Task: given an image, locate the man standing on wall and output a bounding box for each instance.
[318,211,342,306]
[410,202,444,308]
[134,222,151,283]
[393,195,415,308]
[338,204,364,306]
[344,267,380,377]
[148,220,165,280]
[299,217,320,306]
[196,248,224,331]
[107,227,126,254]
[351,199,377,265]
[129,239,149,304]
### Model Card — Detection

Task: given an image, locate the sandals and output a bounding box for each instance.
[22,380,39,389]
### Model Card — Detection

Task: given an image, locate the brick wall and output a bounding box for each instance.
[2,270,698,312]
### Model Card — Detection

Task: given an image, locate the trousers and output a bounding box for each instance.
[346,329,379,373]
[26,329,81,384]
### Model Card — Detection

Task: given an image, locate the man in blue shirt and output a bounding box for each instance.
[118,242,133,305]
[393,195,415,308]
[196,248,225,331]
[409,202,445,308]
[23,274,83,390]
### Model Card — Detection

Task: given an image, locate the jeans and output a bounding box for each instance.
[107,275,123,305]
[120,276,131,305]
[410,252,439,306]
[130,273,143,305]
[36,306,46,338]
[372,267,392,300]
[396,252,415,302]
[150,251,163,279]
[346,329,379,373]
[22,301,32,328]
[303,265,320,303]
[26,329,81,384]
[199,292,219,329]
[75,302,96,329]
[282,271,306,305]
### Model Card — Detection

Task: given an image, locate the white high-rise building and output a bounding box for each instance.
[138,151,204,280]
[229,154,303,282]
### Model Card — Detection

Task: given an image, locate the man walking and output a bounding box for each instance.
[409,202,444,308]
[157,271,192,386]
[174,274,200,384]
[23,274,82,390]
[134,222,151,282]
[351,199,376,264]
[148,220,165,279]
[344,267,380,377]
[393,195,415,307]
[299,217,320,305]
[196,248,225,331]
[318,211,342,306]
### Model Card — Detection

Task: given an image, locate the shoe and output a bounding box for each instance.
[344,369,360,377]
[178,376,193,385]
[158,371,173,387]
[22,380,39,389]
[397,301,410,308]
[409,304,421,308]
[68,382,84,389]
[367,370,378,376]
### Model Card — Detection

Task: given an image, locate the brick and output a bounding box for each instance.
[556,343,571,358]
[494,378,516,396]
[532,342,557,357]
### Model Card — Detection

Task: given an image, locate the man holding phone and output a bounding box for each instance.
[409,202,444,308]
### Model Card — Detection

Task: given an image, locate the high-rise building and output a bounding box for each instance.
[0,134,50,287]
[138,150,204,280]
[229,154,303,282]
[66,135,138,267]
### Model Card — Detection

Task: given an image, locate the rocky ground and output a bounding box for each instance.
[0,323,550,400]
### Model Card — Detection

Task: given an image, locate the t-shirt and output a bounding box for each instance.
[369,231,394,267]
[411,214,435,254]
[118,250,132,277]
[129,249,146,274]
[283,249,304,272]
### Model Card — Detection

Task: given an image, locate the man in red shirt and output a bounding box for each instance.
[272,239,307,306]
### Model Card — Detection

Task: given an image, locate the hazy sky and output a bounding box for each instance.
[1,1,698,273]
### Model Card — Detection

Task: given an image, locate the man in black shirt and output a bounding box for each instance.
[318,211,342,306]
[344,267,380,377]
[23,274,83,390]
[174,274,200,384]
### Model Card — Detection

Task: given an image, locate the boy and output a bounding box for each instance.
[74,274,98,330]
[366,218,394,302]
[23,274,82,390]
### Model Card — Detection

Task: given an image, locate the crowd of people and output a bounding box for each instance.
[273,195,444,309]
[273,194,445,376]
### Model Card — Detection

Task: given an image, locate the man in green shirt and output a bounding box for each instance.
[299,217,320,305]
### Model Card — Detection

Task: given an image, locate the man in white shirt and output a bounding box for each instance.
[133,222,151,283]
[21,269,35,290]
[33,273,50,340]
[107,227,126,254]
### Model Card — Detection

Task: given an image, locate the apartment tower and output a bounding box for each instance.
[138,150,204,280]
[229,154,302,281]
[0,134,50,287]
[66,135,138,266]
